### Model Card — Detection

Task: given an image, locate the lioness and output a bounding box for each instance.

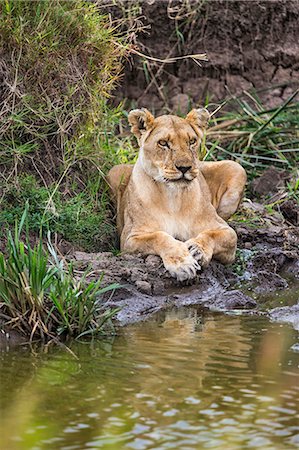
[107,108,246,281]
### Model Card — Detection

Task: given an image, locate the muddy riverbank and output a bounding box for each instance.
[1,170,298,345]
[2,195,298,347]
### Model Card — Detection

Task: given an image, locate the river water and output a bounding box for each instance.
[1,308,298,450]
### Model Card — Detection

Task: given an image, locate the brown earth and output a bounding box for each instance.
[81,0,299,326]
[107,0,299,112]
[73,211,299,299]
[2,1,299,343]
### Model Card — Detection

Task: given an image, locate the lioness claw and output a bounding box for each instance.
[187,242,204,265]
[165,254,201,281]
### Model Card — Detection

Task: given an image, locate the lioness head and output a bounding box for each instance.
[128,108,210,186]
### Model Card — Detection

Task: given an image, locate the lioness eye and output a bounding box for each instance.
[158,140,168,147]
[189,138,197,145]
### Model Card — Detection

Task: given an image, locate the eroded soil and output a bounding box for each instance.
[107,0,299,112]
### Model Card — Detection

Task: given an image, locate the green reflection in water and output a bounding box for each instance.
[0,309,299,450]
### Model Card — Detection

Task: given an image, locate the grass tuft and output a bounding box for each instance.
[0,206,119,341]
[206,90,299,177]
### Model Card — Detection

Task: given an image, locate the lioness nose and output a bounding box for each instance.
[176,165,191,174]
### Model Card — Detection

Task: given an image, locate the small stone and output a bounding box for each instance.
[131,268,147,282]
[214,290,257,310]
[135,281,152,295]
[152,280,165,295]
[251,167,288,197]
[244,242,252,250]
[269,302,299,331]
[291,343,299,353]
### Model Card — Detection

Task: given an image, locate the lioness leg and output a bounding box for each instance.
[186,226,237,267]
[106,164,133,202]
[200,161,246,220]
[125,231,200,281]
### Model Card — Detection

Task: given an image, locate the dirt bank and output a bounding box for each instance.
[108,0,299,112]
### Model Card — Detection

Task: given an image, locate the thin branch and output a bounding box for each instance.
[114,41,208,65]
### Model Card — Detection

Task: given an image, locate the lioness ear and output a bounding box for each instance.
[128,108,155,139]
[186,108,210,131]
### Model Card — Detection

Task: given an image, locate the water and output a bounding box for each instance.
[1,308,299,450]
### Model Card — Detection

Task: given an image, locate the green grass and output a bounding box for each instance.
[0,106,138,252]
[0,175,115,252]
[0,0,297,257]
[205,90,299,177]
[0,0,123,163]
[0,207,119,341]
[232,248,253,277]
[0,1,135,251]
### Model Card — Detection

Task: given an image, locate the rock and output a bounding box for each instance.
[68,214,299,328]
[212,290,257,310]
[285,260,299,278]
[135,281,152,295]
[251,167,289,197]
[269,302,299,331]
[253,271,288,294]
[152,280,165,295]
[280,199,299,225]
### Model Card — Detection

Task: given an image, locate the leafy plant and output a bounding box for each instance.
[0,206,120,341]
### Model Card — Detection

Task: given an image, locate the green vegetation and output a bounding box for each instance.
[0,0,122,159]
[0,0,129,340]
[0,207,119,341]
[0,175,115,251]
[1,0,297,254]
[0,0,133,251]
[232,248,253,277]
[206,90,299,178]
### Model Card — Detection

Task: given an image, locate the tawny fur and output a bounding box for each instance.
[107,108,246,281]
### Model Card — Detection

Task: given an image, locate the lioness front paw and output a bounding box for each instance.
[186,239,210,268]
[164,253,201,282]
